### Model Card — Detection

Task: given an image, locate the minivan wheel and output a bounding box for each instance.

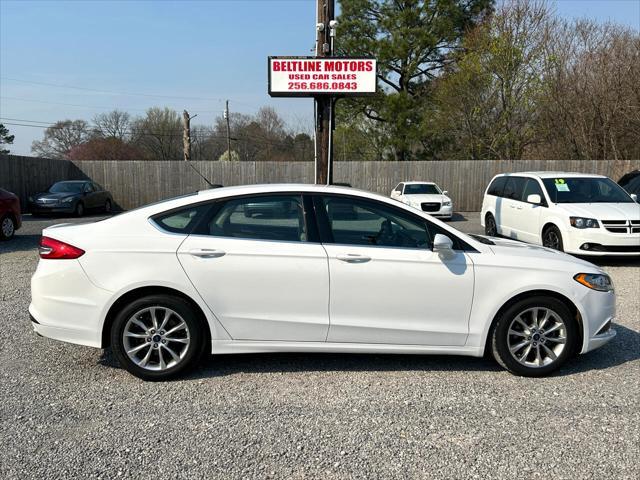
[111,295,204,381]
[491,296,578,377]
[0,215,15,240]
[542,225,564,251]
[485,213,498,237]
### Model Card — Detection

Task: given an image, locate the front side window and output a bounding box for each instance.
[394,183,404,193]
[202,195,307,242]
[521,178,545,202]
[542,177,634,204]
[404,183,441,195]
[319,196,429,249]
[503,177,526,201]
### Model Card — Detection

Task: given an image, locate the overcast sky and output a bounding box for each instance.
[1,0,639,156]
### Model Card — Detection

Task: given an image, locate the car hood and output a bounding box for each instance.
[33,192,79,201]
[554,202,640,220]
[405,194,451,203]
[483,236,600,271]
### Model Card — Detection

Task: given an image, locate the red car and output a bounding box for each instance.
[0,188,21,240]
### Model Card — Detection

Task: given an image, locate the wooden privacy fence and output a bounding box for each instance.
[1,155,638,212]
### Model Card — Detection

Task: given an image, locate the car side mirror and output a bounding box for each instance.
[527,194,542,205]
[433,233,454,252]
[631,193,638,202]
[442,190,449,196]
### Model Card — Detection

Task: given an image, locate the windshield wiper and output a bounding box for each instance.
[470,234,495,245]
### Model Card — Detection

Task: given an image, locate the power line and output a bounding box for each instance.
[2,76,229,102]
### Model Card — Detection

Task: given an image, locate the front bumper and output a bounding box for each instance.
[564,228,640,256]
[578,287,617,354]
[29,203,76,214]
[420,205,453,218]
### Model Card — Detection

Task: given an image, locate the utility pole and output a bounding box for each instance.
[182,110,197,161]
[315,0,335,185]
[224,100,232,161]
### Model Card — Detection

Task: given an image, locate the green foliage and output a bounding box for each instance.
[338,0,494,160]
[0,123,15,155]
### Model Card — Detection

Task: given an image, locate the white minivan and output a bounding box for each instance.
[481,172,640,256]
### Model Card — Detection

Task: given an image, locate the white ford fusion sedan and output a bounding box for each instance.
[30,184,616,380]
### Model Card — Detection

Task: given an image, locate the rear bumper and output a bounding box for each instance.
[30,259,112,348]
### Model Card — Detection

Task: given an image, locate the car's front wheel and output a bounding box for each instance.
[111,295,205,380]
[75,202,85,217]
[491,296,578,377]
[0,215,16,240]
[542,225,564,251]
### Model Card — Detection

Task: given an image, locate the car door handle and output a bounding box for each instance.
[189,248,225,258]
[336,253,371,263]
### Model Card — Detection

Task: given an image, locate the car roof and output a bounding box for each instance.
[53,180,88,183]
[496,172,607,179]
[399,181,436,185]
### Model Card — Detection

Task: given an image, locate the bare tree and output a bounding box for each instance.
[130,107,182,160]
[31,120,91,159]
[92,110,131,140]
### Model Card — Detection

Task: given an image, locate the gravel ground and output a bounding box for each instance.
[1,213,638,479]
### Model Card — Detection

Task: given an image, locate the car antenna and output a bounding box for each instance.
[185,161,220,189]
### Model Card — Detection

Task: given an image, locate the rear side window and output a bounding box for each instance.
[151,204,210,234]
[503,177,526,200]
[487,177,507,197]
[199,194,308,242]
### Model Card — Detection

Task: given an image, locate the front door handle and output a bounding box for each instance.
[336,253,371,263]
[189,248,225,258]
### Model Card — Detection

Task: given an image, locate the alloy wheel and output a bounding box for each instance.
[507,307,567,368]
[543,229,561,250]
[1,217,14,238]
[485,215,497,236]
[122,306,191,371]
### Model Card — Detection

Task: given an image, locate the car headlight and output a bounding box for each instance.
[442,201,451,206]
[28,196,34,202]
[570,217,599,229]
[574,273,614,292]
[62,197,74,203]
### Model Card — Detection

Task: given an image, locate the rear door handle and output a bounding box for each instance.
[189,248,225,258]
[336,253,371,263]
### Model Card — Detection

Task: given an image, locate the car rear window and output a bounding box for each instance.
[151,204,210,234]
[487,177,507,197]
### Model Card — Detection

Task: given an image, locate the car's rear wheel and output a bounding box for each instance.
[485,213,498,237]
[104,199,112,213]
[0,215,15,240]
[111,295,205,380]
[542,225,564,251]
[75,202,85,217]
[491,296,578,377]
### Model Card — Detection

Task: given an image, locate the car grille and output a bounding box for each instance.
[601,220,640,234]
[421,202,441,212]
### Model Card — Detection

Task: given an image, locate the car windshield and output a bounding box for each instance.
[404,184,440,195]
[49,182,85,193]
[542,177,633,204]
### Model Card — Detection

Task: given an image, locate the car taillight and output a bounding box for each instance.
[39,236,85,259]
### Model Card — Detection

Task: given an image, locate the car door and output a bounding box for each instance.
[82,182,98,209]
[314,194,474,346]
[512,178,546,243]
[499,176,527,239]
[177,194,330,342]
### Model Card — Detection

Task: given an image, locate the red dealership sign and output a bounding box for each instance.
[268,56,377,97]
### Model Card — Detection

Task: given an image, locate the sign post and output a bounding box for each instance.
[267,2,377,185]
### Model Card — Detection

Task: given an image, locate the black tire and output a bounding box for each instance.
[485,213,498,236]
[110,295,205,381]
[75,202,85,217]
[490,296,578,377]
[104,199,112,213]
[0,215,16,240]
[542,225,564,251]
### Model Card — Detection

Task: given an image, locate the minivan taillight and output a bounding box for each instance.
[39,236,85,259]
